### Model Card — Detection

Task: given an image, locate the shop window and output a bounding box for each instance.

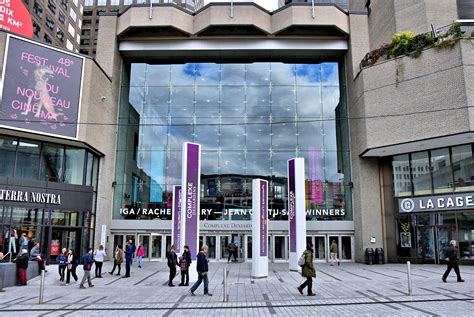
[64,148,85,185]
[0,136,17,177]
[431,148,453,194]
[452,144,474,192]
[40,143,65,182]
[15,139,41,180]
[411,151,432,195]
[458,212,474,260]
[392,154,412,197]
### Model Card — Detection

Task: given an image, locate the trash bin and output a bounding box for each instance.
[365,248,374,265]
[375,248,385,264]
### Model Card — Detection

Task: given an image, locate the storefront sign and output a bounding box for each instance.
[0,189,61,205]
[0,35,84,139]
[172,185,181,254]
[0,1,33,38]
[399,193,474,213]
[180,142,201,261]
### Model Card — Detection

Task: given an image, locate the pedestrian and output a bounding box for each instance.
[167,244,178,287]
[442,240,465,283]
[29,242,46,272]
[178,245,192,286]
[136,243,145,268]
[79,248,94,289]
[123,241,133,278]
[109,245,123,276]
[94,245,106,278]
[19,233,29,252]
[58,248,67,282]
[12,249,29,286]
[227,243,237,262]
[66,249,79,284]
[330,240,340,266]
[131,240,136,265]
[189,245,212,296]
[297,243,316,296]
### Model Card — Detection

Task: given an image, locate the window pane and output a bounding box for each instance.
[393,154,412,196]
[452,144,474,192]
[40,144,64,182]
[64,148,85,185]
[458,212,474,260]
[15,139,41,180]
[0,136,16,177]
[411,151,431,195]
[85,152,94,186]
[431,148,452,194]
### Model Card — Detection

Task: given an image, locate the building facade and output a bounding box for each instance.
[22,0,84,52]
[1,1,472,265]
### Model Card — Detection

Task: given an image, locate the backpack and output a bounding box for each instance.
[298,253,306,267]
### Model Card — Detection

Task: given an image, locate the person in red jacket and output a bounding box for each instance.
[136,243,145,268]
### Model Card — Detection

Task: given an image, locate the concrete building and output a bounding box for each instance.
[22,0,84,52]
[1,1,473,265]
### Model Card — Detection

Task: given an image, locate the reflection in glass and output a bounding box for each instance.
[0,136,16,177]
[15,140,41,180]
[64,148,85,185]
[431,148,452,193]
[411,151,431,195]
[452,145,474,192]
[393,154,412,197]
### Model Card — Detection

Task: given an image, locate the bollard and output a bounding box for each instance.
[406,261,412,296]
[38,270,45,304]
[223,266,228,303]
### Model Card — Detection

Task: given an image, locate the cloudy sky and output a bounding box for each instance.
[203,0,279,11]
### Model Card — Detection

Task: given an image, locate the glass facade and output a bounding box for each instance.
[0,135,100,263]
[392,144,474,197]
[114,62,351,221]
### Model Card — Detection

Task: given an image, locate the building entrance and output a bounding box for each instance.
[416,225,454,264]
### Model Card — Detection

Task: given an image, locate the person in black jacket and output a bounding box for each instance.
[167,244,178,287]
[189,245,212,296]
[13,249,29,286]
[442,240,465,283]
[178,245,192,286]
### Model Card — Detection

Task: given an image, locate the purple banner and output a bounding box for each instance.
[308,147,323,204]
[184,143,200,261]
[172,185,182,254]
[288,159,296,253]
[0,36,83,138]
[260,180,267,257]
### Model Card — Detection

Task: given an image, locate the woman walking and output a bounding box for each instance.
[136,243,145,268]
[166,244,178,287]
[109,245,123,276]
[297,243,316,296]
[66,249,79,284]
[94,245,106,278]
[58,248,67,282]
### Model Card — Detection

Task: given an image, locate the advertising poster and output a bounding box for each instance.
[50,240,60,255]
[308,147,323,204]
[288,159,296,253]
[172,185,182,254]
[260,180,267,257]
[0,1,33,38]
[0,36,84,139]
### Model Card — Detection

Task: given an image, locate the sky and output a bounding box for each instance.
[203,0,279,11]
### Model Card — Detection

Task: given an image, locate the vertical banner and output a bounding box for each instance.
[180,142,201,282]
[100,225,107,247]
[172,185,182,254]
[288,158,307,271]
[252,179,268,278]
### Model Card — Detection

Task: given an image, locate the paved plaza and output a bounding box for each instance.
[0,261,473,316]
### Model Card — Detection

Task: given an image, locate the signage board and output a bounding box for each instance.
[398,193,474,213]
[0,1,33,38]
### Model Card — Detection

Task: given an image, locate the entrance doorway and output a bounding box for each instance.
[417,225,454,264]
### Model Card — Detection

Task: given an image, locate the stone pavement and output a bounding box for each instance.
[0,261,473,316]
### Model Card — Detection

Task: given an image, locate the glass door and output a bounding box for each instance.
[138,234,150,258]
[274,236,286,261]
[151,234,162,260]
[220,235,231,260]
[205,236,217,259]
[416,226,436,263]
[436,225,454,264]
[314,236,326,262]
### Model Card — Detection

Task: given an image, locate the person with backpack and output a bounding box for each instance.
[442,240,465,283]
[58,248,68,282]
[167,244,178,286]
[79,248,94,289]
[297,243,316,296]
[178,245,192,286]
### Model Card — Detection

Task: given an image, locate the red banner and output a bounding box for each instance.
[0,0,33,38]
[50,240,60,255]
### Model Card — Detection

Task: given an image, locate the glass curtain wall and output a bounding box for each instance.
[114,62,351,221]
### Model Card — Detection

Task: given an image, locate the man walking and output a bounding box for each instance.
[189,246,212,296]
[442,240,465,283]
[330,240,340,266]
[79,248,94,289]
[124,240,133,278]
[13,249,29,286]
[297,243,316,296]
